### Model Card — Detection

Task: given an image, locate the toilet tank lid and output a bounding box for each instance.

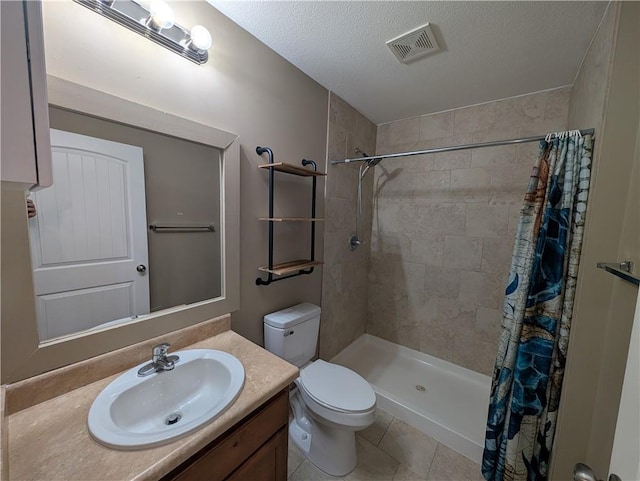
[264,303,321,328]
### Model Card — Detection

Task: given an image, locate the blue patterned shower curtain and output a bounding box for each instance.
[482,133,593,481]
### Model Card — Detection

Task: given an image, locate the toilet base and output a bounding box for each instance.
[289,415,357,477]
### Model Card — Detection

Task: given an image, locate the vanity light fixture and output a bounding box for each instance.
[73,0,211,64]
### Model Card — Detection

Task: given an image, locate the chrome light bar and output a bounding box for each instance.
[73,0,210,65]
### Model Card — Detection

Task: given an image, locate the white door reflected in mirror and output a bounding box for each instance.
[29,129,150,340]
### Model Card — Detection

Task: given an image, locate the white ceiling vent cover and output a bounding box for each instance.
[386,23,440,64]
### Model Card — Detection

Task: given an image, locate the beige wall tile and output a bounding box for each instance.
[416,202,467,236]
[475,307,502,344]
[419,111,454,140]
[420,325,455,362]
[450,168,491,194]
[371,233,413,260]
[411,171,451,198]
[470,125,520,143]
[330,94,358,131]
[507,202,522,237]
[481,237,513,276]
[453,103,496,135]
[328,121,348,161]
[368,86,570,377]
[410,234,445,266]
[425,266,461,299]
[389,117,420,146]
[443,236,483,271]
[327,161,358,201]
[326,197,355,233]
[470,145,517,169]
[493,92,546,131]
[399,152,435,172]
[451,334,496,375]
[377,123,391,152]
[544,86,572,123]
[433,150,471,171]
[320,94,376,363]
[465,203,510,238]
[459,270,503,309]
[434,298,476,332]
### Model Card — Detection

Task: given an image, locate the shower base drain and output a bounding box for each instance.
[164,412,183,425]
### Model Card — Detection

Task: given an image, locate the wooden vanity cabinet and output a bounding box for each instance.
[162,389,289,481]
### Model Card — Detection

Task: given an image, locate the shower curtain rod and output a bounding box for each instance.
[330,128,595,165]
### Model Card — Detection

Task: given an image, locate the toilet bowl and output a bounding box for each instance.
[263,304,376,476]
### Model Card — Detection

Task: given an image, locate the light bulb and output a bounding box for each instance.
[149,0,175,29]
[190,25,212,51]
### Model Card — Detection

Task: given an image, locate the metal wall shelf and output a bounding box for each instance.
[258,162,327,177]
[258,260,324,276]
[597,262,640,287]
[255,147,324,286]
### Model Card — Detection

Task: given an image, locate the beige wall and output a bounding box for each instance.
[553,2,640,479]
[370,88,570,375]
[48,106,222,313]
[319,93,376,360]
[38,1,328,346]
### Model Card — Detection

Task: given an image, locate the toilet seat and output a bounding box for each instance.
[298,360,376,413]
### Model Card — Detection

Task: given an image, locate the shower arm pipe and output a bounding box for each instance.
[331,129,595,165]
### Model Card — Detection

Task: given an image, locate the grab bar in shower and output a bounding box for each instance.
[596,261,639,286]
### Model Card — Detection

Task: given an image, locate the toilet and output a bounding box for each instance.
[264,303,376,476]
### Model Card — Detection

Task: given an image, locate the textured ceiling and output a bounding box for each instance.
[208,1,608,125]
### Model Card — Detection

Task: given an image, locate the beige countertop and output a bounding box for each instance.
[7,330,298,481]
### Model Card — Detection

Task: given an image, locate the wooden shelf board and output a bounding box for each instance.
[258,217,325,222]
[258,162,326,177]
[258,260,323,276]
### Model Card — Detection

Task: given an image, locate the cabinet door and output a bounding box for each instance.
[226,428,287,481]
[0,1,52,189]
[165,390,289,481]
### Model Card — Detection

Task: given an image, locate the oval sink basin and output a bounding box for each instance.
[88,349,245,450]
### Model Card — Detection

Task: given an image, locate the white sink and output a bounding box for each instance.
[88,349,245,450]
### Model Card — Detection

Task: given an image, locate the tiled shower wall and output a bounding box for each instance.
[319,93,376,360]
[368,88,571,375]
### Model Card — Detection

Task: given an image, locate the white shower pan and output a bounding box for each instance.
[332,334,491,463]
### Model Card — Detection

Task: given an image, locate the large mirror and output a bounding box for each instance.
[1,0,240,382]
[30,105,223,341]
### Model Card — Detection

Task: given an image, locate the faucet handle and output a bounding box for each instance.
[152,343,170,360]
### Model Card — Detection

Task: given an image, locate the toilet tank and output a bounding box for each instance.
[264,303,321,367]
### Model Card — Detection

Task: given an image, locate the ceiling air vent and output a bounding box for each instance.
[386,23,440,64]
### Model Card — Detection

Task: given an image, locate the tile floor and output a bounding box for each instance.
[287,409,485,481]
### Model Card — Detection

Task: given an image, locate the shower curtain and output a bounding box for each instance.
[482,133,593,481]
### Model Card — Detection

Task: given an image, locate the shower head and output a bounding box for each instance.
[355,148,384,167]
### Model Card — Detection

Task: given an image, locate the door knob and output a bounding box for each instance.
[136,264,147,273]
[574,463,600,481]
[574,463,621,481]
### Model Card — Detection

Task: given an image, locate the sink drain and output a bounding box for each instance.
[165,412,182,425]
[415,384,427,392]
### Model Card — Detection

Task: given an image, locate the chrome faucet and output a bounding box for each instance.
[137,343,180,377]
